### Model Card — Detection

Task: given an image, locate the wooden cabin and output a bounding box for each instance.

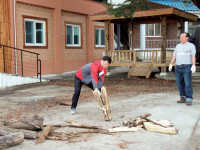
[91,1,198,78]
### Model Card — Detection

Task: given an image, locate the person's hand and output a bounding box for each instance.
[168,64,173,71]
[191,65,196,73]
[97,90,101,96]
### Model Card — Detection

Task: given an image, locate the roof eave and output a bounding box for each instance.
[90,7,198,22]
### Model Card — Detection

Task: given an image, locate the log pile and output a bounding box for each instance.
[0,113,178,148]
[0,116,108,148]
[109,113,178,135]
[93,86,112,121]
[0,115,43,149]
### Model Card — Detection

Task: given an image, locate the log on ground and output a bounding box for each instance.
[0,126,38,139]
[4,115,44,131]
[0,132,24,149]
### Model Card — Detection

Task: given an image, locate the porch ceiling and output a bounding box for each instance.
[90,2,198,23]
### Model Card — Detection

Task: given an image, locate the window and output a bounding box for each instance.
[146,23,161,37]
[95,27,105,47]
[24,16,47,47]
[66,24,81,47]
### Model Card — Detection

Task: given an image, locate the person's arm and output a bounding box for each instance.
[191,55,196,73]
[169,56,176,71]
[170,56,176,65]
[192,55,196,65]
[90,64,99,89]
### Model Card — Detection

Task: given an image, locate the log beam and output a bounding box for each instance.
[0,132,24,149]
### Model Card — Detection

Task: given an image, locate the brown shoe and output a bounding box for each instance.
[177,97,186,103]
[186,102,192,106]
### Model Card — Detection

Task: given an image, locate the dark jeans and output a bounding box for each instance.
[71,76,94,109]
[175,64,193,102]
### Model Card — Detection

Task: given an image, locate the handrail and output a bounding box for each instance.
[0,44,41,82]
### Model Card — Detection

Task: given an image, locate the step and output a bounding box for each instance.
[128,63,153,78]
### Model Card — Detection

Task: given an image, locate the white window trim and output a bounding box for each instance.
[145,24,161,37]
[66,24,81,47]
[24,18,46,46]
[95,27,105,47]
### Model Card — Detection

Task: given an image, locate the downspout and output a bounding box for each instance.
[13,0,17,74]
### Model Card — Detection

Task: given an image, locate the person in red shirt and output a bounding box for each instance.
[70,56,112,115]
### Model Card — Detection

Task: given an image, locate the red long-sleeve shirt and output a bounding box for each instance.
[76,60,107,89]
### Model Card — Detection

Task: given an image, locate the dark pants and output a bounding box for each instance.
[71,76,94,109]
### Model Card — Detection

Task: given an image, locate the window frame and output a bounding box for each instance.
[145,23,161,37]
[94,26,105,48]
[65,21,82,49]
[23,15,48,49]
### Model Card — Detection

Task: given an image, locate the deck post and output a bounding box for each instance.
[105,21,110,56]
[180,19,185,33]
[129,22,133,50]
[161,16,167,72]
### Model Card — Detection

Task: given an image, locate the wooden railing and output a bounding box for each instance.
[107,50,174,66]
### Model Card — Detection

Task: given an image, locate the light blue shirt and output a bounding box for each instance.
[173,42,196,65]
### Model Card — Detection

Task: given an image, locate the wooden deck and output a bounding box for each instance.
[107,50,173,67]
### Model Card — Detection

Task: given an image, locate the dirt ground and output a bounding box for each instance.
[0,69,200,150]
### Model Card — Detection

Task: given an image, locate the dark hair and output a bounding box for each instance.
[180,32,190,38]
[102,56,112,64]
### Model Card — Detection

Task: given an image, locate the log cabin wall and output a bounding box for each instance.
[0,0,11,73]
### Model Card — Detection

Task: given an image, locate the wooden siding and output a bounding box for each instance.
[0,0,11,73]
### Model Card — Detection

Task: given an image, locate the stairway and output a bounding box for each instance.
[128,63,153,78]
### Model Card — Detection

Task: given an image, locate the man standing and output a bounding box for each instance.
[70,56,112,114]
[169,32,196,106]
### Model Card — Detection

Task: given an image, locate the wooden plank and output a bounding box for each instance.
[35,125,52,144]
[144,122,178,135]
[67,121,102,129]
[0,0,11,73]
[108,126,142,133]
[102,86,112,120]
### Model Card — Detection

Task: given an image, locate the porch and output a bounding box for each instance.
[107,49,173,67]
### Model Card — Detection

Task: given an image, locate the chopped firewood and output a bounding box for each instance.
[123,113,151,127]
[0,132,24,149]
[101,86,112,120]
[145,118,173,128]
[108,126,143,133]
[4,115,44,131]
[67,121,102,129]
[93,86,112,121]
[35,125,52,144]
[143,122,178,135]
[0,126,38,139]
[121,113,178,135]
